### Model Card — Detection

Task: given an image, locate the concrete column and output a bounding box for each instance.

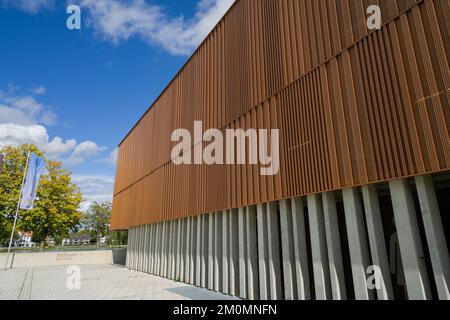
[229,208,239,296]
[196,215,202,287]
[152,224,157,274]
[176,219,182,281]
[180,218,186,282]
[238,207,247,298]
[246,205,259,300]
[125,228,131,268]
[190,216,196,285]
[307,194,331,300]
[257,203,270,300]
[145,225,150,273]
[291,197,311,300]
[280,199,297,300]
[160,222,165,276]
[322,191,347,300]
[170,220,176,279]
[166,222,170,277]
[144,225,148,272]
[201,214,209,288]
[147,225,152,273]
[415,175,450,300]
[343,188,375,300]
[389,179,432,300]
[172,221,177,279]
[134,227,139,270]
[164,221,169,277]
[137,226,141,270]
[166,222,171,278]
[362,184,394,300]
[208,213,215,290]
[156,222,162,276]
[149,224,155,274]
[138,226,142,271]
[222,210,229,294]
[267,201,282,300]
[181,217,191,283]
[161,222,167,277]
[144,225,150,273]
[214,211,223,292]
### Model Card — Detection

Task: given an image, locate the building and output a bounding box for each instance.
[111,0,450,300]
[62,233,91,246]
[15,231,35,248]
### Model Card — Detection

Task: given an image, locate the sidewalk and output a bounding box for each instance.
[0,264,239,300]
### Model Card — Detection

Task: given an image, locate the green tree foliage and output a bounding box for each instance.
[82,201,112,241]
[0,144,83,244]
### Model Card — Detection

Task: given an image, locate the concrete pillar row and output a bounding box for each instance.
[124,175,449,301]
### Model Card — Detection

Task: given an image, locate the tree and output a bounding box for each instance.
[0,144,83,245]
[82,201,112,241]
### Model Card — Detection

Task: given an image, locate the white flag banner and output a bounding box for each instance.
[19,153,45,210]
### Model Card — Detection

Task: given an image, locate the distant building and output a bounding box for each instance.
[15,231,35,248]
[62,233,91,246]
[45,237,55,247]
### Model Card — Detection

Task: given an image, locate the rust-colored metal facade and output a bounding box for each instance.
[112,0,450,230]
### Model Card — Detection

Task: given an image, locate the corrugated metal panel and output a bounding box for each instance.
[112,0,450,229]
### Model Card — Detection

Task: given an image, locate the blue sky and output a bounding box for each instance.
[0,0,234,209]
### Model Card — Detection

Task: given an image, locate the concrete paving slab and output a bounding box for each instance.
[0,264,238,300]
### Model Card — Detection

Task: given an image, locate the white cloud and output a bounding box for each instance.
[72,175,114,211]
[67,141,107,165]
[80,0,235,55]
[32,85,47,95]
[97,147,118,165]
[0,124,77,159]
[0,0,54,14]
[0,89,57,126]
[0,86,107,165]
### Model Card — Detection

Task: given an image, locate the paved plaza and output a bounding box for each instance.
[0,264,239,300]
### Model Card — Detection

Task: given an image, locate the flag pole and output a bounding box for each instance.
[4,150,31,270]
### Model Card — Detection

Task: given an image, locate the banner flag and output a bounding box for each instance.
[19,153,45,210]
